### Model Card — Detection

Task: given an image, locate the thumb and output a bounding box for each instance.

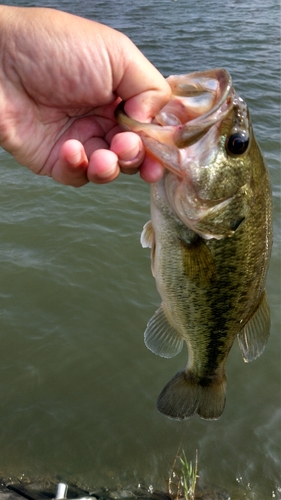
[112,35,171,122]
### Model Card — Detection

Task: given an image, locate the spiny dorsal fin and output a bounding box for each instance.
[237,291,270,363]
[144,304,184,358]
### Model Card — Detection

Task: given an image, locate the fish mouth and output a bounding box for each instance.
[115,68,234,178]
[167,68,233,148]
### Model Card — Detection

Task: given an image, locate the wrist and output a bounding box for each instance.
[0,6,16,147]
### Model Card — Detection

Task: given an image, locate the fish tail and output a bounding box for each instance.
[156,369,226,420]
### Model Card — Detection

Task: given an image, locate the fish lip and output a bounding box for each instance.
[114,99,175,137]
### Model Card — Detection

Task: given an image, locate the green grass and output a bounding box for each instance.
[168,449,198,500]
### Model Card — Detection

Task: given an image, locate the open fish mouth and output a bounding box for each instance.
[162,68,233,149]
[115,68,236,178]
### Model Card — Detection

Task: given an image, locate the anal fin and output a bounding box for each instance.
[144,304,184,358]
[237,291,270,363]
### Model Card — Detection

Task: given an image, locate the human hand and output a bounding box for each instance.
[0,6,170,186]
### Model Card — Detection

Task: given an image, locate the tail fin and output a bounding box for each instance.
[156,369,226,420]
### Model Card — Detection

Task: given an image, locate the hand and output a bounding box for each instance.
[0,6,170,186]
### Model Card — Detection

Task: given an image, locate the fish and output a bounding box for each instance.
[115,68,272,420]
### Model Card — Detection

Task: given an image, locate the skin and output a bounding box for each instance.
[0,6,170,186]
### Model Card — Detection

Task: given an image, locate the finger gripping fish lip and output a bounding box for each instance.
[115,68,237,190]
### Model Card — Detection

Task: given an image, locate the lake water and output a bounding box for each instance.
[0,0,280,498]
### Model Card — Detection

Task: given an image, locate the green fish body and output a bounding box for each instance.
[116,69,272,420]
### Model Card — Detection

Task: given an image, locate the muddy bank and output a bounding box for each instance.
[0,478,230,500]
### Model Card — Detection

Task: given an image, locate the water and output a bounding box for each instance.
[0,0,280,498]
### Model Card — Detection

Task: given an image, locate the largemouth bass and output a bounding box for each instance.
[116,69,272,420]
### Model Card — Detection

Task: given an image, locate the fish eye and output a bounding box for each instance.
[226,131,249,156]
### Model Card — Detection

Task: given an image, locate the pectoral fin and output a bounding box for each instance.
[180,236,216,285]
[141,220,156,277]
[144,304,184,358]
[237,291,270,363]
[140,220,154,248]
